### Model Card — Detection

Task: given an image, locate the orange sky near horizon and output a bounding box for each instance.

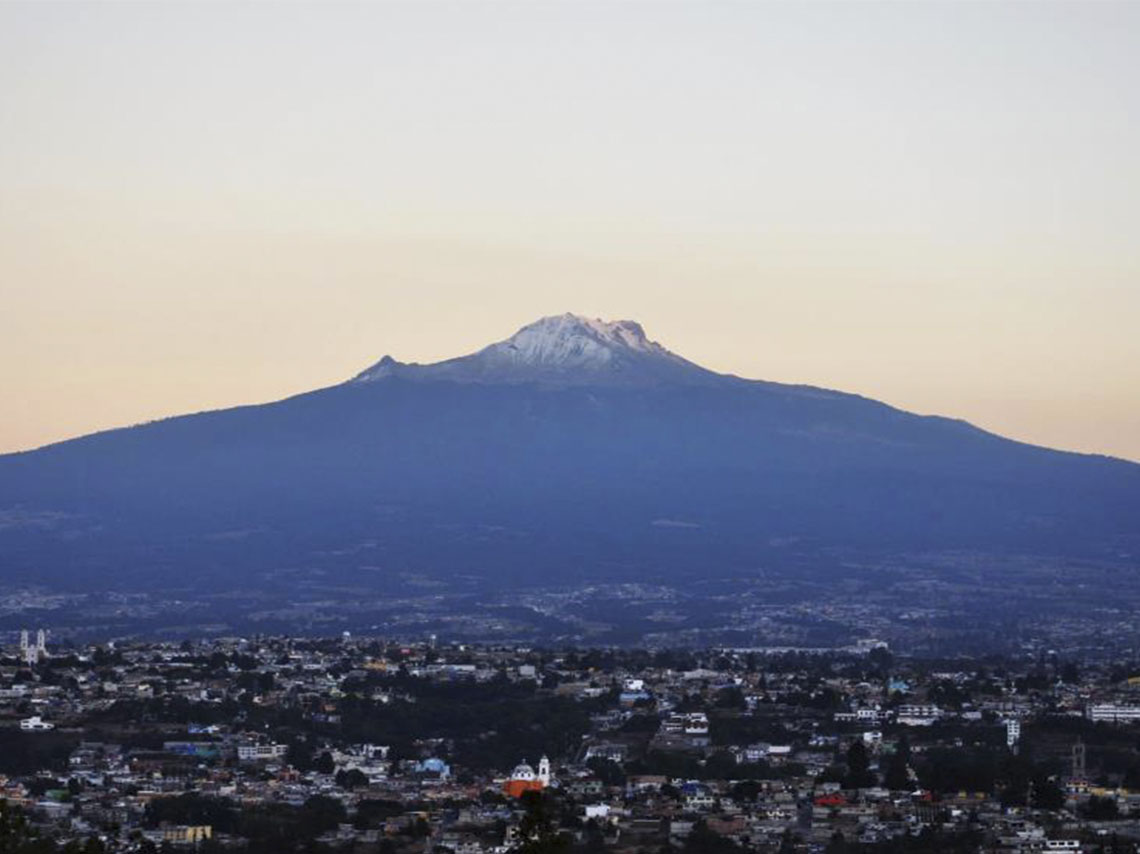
[2,1,1138,462]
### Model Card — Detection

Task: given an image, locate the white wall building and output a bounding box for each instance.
[237,743,288,761]
[1086,704,1140,723]
[1006,719,1021,748]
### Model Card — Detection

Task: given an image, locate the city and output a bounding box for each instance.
[3,2,1139,853]
[4,632,1140,852]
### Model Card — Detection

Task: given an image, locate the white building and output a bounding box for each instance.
[509,755,551,786]
[18,628,47,666]
[1044,841,1082,853]
[20,715,54,731]
[683,712,709,735]
[237,743,288,761]
[684,793,716,811]
[1006,719,1021,748]
[896,705,941,726]
[1086,703,1140,723]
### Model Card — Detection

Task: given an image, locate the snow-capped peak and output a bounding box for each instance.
[351,313,721,386]
[484,313,669,369]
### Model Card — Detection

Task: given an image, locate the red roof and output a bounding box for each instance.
[814,794,846,807]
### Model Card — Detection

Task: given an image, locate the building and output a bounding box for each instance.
[896,705,941,726]
[236,743,288,762]
[1072,739,1087,780]
[414,757,451,780]
[504,756,551,798]
[18,628,47,666]
[20,716,54,731]
[1006,719,1021,749]
[153,826,212,844]
[1086,703,1140,723]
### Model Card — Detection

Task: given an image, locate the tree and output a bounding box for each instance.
[335,768,370,790]
[0,801,31,846]
[682,820,740,853]
[586,757,625,787]
[824,831,850,854]
[885,739,912,791]
[1082,796,1120,821]
[844,740,876,789]
[286,739,314,772]
[300,795,347,836]
[714,686,747,710]
[730,780,762,804]
[1032,778,1065,811]
[582,818,606,849]
[516,791,571,854]
[704,751,739,781]
[868,647,893,674]
[313,751,335,775]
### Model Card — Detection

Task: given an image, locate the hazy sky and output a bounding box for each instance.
[2,1,1138,461]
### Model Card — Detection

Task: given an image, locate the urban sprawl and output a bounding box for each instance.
[5,634,1140,853]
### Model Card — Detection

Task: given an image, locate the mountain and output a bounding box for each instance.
[351,313,722,386]
[1,313,1138,612]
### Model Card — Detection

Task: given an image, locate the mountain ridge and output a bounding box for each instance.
[351,313,729,387]
[0,314,1136,603]
[6,312,1130,465]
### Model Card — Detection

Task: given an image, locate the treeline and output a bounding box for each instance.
[145,793,350,852]
[0,730,79,776]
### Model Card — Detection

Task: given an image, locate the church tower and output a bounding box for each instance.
[1072,739,1087,780]
[538,755,551,786]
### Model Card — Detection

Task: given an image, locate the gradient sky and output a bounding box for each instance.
[2,1,1138,461]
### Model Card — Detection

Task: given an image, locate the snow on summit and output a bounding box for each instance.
[482,314,669,368]
[351,313,721,386]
